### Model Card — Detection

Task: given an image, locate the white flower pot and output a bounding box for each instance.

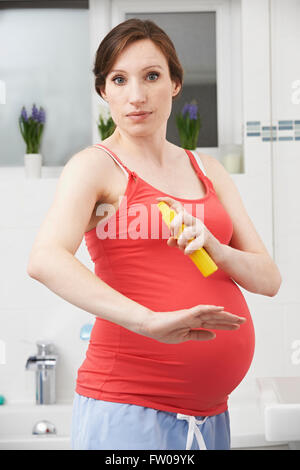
[24,153,42,178]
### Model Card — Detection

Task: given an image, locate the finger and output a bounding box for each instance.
[188,329,216,341]
[203,315,246,325]
[188,305,225,317]
[170,212,184,239]
[167,236,178,246]
[177,225,198,248]
[191,304,225,312]
[201,322,241,330]
[198,310,246,323]
[184,237,204,254]
[156,197,184,215]
[157,197,196,231]
[218,312,246,323]
[177,228,204,252]
[173,207,196,229]
[181,209,198,227]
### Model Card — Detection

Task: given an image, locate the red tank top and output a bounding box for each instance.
[75,144,255,416]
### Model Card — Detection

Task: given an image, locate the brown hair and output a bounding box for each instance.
[93,18,184,101]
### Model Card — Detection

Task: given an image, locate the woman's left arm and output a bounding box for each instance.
[157,155,282,297]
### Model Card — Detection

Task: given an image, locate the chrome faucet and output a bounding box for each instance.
[26,340,58,405]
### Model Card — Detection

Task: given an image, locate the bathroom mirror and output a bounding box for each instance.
[122,0,243,154]
[0,7,91,166]
[0,0,242,166]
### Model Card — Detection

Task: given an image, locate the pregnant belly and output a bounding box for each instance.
[120,309,254,409]
[86,291,255,414]
[83,271,255,414]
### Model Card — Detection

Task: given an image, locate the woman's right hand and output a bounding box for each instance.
[139,305,246,344]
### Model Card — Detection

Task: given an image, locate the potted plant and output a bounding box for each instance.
[176,100,202,150]
[19,104,46,178]
[97,105,116,140]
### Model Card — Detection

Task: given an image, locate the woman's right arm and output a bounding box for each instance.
[27,147,151,335]
[27,148,246,343]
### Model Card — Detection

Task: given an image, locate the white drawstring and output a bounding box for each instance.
[177,413,208,450]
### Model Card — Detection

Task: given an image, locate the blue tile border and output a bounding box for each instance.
[246,120,299,142]
[278,120,293,125]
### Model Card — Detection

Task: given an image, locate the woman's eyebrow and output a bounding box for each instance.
[109,65,163,74]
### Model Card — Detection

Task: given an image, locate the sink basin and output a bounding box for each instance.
[257,377,300,444]
[0,403,72,450]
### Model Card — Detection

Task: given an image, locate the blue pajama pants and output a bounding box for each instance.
[71,392,231,450]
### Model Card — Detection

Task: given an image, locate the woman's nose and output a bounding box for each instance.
[128,81,147,105]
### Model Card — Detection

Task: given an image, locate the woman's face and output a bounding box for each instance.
[101,39,181,137]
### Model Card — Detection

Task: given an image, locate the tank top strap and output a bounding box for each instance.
[92,143,134,179]
[185,149,207,177]
[93,144,207,180]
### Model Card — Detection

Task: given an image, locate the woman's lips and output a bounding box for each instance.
[127,112,152,121]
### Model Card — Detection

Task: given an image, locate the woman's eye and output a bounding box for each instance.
[112,72,159,85]
[148,72,159,81]
[112,76,124,85]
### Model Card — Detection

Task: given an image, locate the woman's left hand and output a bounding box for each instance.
[156,196,213,256]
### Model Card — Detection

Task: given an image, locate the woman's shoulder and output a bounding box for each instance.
[67,144,111,164]
[169,143,218,182]
[62,145,119,201]
[193,149,245,214]
[192,149,236,200]
[65,144,120,178]
[192,149,219,181]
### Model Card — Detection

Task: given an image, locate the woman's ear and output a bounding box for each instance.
[172,81,181,98]
[99,85,107,101]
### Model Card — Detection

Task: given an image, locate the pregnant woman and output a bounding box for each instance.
[27,18,282,450]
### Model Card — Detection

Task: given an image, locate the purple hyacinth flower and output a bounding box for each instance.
[182,103,189,116]
[31,103,39,121]
[182,103,198,120]
[21,106,28,122]
[188,104,198,120]
[38,107,46,124]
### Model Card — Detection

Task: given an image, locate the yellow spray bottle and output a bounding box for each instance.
[157,201,218,278]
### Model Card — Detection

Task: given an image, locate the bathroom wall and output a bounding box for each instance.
[0,167,93,403]
[0,0,299,405]
[269,0,300,375]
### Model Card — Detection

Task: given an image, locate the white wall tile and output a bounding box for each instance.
[283,303,300,376]
[0,304,93,404]
[246,297,285,377]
